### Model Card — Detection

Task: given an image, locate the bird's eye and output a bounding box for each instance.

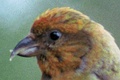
[49,30,62,40]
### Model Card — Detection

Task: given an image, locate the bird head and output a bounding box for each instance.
[10,7,120,80]
[10,7,96,78]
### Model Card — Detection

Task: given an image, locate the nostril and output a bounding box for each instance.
[28,33,36,39]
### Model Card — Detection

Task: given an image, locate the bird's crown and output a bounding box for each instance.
[31,7,90,35]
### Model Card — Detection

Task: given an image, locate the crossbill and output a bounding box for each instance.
[10,7,120,80]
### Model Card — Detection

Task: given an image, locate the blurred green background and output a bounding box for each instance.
[0,0,120,80]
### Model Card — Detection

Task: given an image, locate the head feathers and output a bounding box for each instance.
[31,7,90,35]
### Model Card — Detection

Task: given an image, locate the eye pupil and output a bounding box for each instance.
[50,31,61,40]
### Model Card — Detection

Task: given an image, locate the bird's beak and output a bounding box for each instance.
[10,36,39,61]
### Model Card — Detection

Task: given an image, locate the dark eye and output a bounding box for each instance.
[49,30,62,40]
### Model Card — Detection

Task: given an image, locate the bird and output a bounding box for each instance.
[10,7,120,80]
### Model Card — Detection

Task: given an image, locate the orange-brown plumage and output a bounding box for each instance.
[31,7,89,34]
[10,7,120,80]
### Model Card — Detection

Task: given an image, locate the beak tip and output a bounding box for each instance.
[9,57,13,61]
[9,49,14,61]
[9,51,16,61]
